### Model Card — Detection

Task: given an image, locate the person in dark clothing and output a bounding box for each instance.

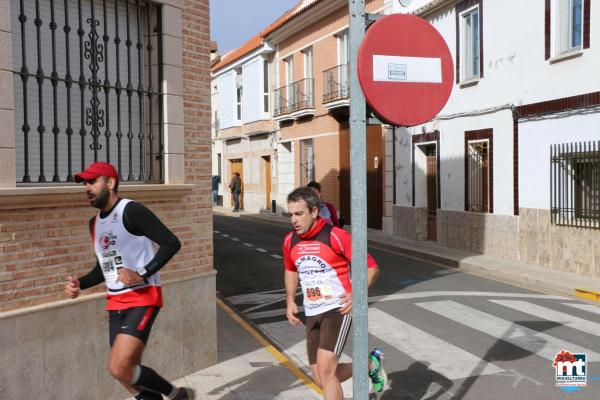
[64,162,194,400]
[229,172,242,212]
[211,175,221,206]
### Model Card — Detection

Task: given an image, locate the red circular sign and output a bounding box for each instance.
[358,14,453,127]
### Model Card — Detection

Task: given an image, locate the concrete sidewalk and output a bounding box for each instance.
[213,206,600,301]
[128,298,321,400]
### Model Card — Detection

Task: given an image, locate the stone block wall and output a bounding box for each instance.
[437,210,519,261]
[391,205,428,241]
[519,208,600,277]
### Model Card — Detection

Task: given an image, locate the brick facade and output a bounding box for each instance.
[0,0,215,397]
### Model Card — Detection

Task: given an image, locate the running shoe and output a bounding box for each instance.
[368,348,388,394]
[172,387,195,400]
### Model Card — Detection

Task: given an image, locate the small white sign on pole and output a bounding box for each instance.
[373,55,442,83]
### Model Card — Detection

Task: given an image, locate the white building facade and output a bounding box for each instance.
[384,0,600,276]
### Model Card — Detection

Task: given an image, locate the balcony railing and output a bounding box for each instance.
[323,64,349,104]
[273,78,315,118]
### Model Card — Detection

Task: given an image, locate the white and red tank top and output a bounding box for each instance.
[282,218,378,316]
[93,199,162,310]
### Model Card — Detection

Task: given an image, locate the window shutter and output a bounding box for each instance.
[583,0,591,49]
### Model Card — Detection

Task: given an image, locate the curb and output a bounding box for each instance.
[216,296,323,396]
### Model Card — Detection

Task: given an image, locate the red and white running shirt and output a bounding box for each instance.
[282,218,378,316]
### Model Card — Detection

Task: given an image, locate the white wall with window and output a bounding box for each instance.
[519,113,600,210]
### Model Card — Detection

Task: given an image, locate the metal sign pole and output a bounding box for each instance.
[349,0,368,399]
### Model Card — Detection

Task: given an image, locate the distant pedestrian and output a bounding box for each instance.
[229,172,242,212]
[211,175,221,206]
[307,181,340,227]
[64,162,194,400]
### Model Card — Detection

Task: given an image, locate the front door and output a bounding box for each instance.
[425,147,438,241]
[229,159,244,210]
[339,124,384,229]
[263,156,271,209]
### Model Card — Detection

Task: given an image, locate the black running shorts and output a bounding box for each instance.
[306,308,352,365]
[108,306,160,347]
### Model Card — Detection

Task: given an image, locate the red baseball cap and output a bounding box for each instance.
[74,162,119,183]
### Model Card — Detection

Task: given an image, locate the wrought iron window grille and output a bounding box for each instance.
[551,140,600,229]
[12,0,164,184]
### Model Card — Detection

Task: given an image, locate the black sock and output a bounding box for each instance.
[133,365,174,396]
[135,390,163,400]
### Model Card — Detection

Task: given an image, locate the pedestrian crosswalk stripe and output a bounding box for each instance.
[562,302,600,316]
[369,308,504,380]
[418,300,600,362]
[491,299,600,339]
[222,233,230,238]
[256,248,268,253]
[243,242,253,247]
[213,230,220,234]
[271,254,283,259]
[231,237,240,241]
[369,291,567,303]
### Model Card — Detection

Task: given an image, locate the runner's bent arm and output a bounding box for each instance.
[79,262,105,289]
[123,201,181,278]
[78,217,106,290]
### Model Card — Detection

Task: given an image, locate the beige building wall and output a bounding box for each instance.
[0,0,216,398]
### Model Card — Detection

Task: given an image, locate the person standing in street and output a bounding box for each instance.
[211,175,221,207]
[307,181,341,227]
[229,172,242,212]
[64,162,195,400]
[282,187,387,399]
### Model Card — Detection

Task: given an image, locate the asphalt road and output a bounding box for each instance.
[214,214,600,400]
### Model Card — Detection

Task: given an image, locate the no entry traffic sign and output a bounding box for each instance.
[357,13,454,127]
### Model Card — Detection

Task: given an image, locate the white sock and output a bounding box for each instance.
[168,387,179,399]
[129,364,142,385]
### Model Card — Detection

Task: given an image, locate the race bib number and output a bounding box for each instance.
[98,250,125,284]
[301,279,334,308]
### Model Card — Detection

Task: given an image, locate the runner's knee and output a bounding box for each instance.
[108,359,134,382]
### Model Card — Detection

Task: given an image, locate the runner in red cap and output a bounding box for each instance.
[65,162,194,400]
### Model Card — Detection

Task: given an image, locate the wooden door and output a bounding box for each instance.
[366,125,384,229]
[339,123,350,225]
[338,124,384,229]
[426,150,438,241]
[263,156,271,209]
[229,159,244,210]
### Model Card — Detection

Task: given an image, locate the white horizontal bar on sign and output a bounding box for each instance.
[373,55,442,83]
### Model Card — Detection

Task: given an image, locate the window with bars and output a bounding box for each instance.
[11,0,164,184]
[466,141,489,212]
[551,141,600,228]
